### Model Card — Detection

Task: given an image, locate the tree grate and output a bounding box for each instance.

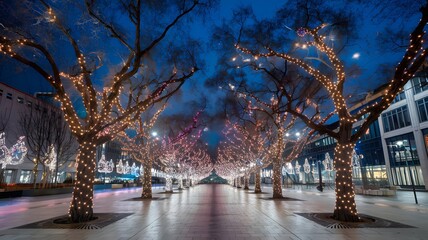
[327,223,352,229]
[13,213,133,230]
[74,224,102,229]
[295,212,415,228]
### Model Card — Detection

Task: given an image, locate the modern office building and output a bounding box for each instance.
[0,82,76,184]
[378,72,428,189]
[290,72,428,190]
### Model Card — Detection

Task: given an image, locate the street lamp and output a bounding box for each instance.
[352,52,360,59]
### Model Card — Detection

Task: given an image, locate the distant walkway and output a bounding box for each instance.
[1,184,428,239]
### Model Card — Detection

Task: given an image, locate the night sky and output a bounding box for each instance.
[0,0,424,154]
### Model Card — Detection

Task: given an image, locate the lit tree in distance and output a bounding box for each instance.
[232,88,323,198]
[174,134,213,187]
[216,124,246,186]
[221,119,269,193]
[121,109,202,197]
[43,144,57,187]
[0,1,207,222]
[236,3,428,221]
[158,125,204,192]
[120,105,167,199]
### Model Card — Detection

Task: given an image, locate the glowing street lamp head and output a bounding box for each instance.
[151,131,158,137]
[352,52,360,59]
[295,132,301,137]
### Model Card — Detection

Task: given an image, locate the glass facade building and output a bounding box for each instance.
[378,74,428,189]
[290,74,428,190]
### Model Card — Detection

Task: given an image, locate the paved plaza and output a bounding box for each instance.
[1,184,428,240]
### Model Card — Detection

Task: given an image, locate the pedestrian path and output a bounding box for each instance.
[1,184,428,239]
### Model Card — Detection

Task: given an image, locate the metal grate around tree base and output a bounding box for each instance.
[13,213,133,230]
[74,224,102,229]
[295,213,415,228]
[327,223,352,229]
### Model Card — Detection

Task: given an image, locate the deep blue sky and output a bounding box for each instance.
[0,0,423,153]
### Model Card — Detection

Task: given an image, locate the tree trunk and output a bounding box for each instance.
[244,174,249,190]
[0,168,4,186]
[254,169,261,193]
[272,160,283,198]
[32,161,38,189]
[178,177,183,190]
[41,166,48,189]
[333,142,360,222]
[165,176,173,193]
[186,177,190,188]
[68,141,97,223]
[236,177,241,188]
[141,160,152,199]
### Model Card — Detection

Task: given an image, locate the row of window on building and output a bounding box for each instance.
[0,88,51,112]
[382,77,428,132]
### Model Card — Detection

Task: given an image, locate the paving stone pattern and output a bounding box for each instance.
[1,184,428,239]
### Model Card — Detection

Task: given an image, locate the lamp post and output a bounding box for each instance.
[316,160,323,192]
[397,141,418,204]
[352,150,363,186]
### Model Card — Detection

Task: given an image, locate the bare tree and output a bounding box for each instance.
[235,1,428,222]
[0,0,212,222]
[20,105,77,188]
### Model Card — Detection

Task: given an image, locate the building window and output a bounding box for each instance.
[392,91,406,104]
[385,133,424,187]
[353,120,381,140]
[413,77,428,94]
[416,97,428,123]
[19,170,32,183]
[26,101,32,107]
[381,105,411,132]
[0,89,3,96]
[6,93,12,100]
[3,170,16,184]
[17,96,24,104]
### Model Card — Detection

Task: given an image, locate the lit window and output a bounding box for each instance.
[19,170,32,183]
